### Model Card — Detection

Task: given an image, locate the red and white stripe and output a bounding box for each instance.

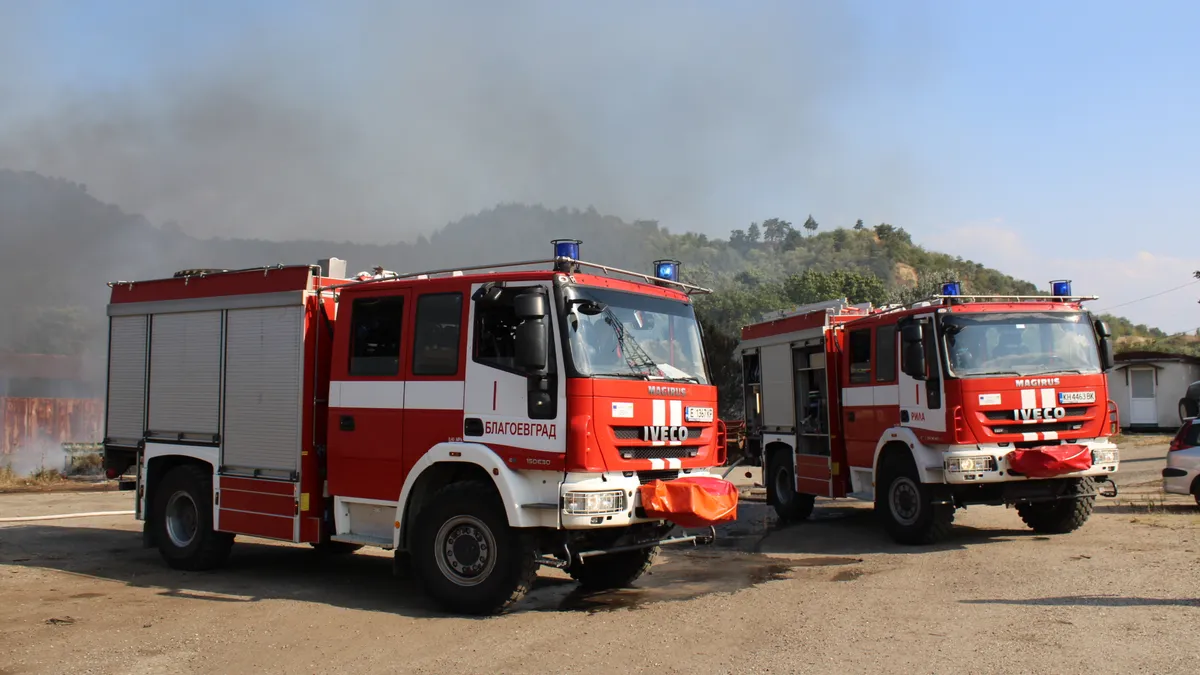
[648,399,684,470]
[1019,387,1060,441]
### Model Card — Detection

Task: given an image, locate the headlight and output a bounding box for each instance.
[946,455,997,472]
[1091,448,1119,465]
[564,490,627,515]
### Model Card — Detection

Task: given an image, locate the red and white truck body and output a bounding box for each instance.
[102,247,737,614]
[737,287,1120,543]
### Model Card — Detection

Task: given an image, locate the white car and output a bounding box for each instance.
[1164,419,1200,506]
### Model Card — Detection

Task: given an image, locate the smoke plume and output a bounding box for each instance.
[0,1,931,243]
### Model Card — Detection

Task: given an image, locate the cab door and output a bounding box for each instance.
[461,282,566,467]
[326,288,412,501]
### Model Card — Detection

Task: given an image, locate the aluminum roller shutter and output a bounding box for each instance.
[148,311,222,436]
[760,343,795,429]
[106,315,148,443]
[222,306,303,473]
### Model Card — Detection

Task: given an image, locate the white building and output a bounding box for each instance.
[1107,351,1200,430]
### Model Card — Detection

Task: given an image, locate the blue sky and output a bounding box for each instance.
[2,1,1197,331]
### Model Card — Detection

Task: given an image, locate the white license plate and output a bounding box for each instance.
[685,406,714,423]
[1058,391,1096,404]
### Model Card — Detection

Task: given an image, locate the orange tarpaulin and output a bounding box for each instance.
[638,476,739,528]
[1007,444,1093,478]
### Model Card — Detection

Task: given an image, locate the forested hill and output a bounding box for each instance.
[0,168,1083,387]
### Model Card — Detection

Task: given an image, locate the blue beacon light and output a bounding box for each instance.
[941,281,961,296]
[552,239,582,273]
[1051,279,1072,297]
[654,259,680,283]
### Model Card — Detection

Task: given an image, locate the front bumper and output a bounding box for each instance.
[1162,466,1197,496]
[558,470,720,529]
[937,440,1119,485]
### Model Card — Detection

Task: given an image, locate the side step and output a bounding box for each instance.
[331,533,393,550]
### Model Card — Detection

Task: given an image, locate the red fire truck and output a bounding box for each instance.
[736,281,1120,544]
[100,241,737,614]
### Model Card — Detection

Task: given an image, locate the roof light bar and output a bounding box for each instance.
[552,238,581,273]
[653,259,680,286]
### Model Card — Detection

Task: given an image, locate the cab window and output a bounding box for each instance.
[348,296,404,376]
[848,329,871,384]
[412,293,463,376]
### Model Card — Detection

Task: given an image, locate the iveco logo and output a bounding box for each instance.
[1015,377,1061,388]
[642,426,690,442]
[649,385,687,397]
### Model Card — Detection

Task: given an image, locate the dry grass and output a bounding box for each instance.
[1111,432,1174,448]
[0,463,68,489]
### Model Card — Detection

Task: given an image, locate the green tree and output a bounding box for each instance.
[853,219,864,230]
[762,218,793,248]
[746,222,761,243]
[803,215,819,236]
[784,269,889,307]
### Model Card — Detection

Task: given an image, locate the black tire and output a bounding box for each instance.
[875,454,954,545]
[767,448,816,522]
[152,464,233,571]
[568,547,658,590]
[310,541,364,556]
[410,480,537,615]
[1015,478,1096,534]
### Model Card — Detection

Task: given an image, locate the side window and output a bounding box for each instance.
[413,293,463,376]
[474,289,522,371]
[875,325,897,382]
[348,295,405,377]
[848,329,872,384]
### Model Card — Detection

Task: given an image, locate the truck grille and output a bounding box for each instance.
[612,426,706,440]
[988,421,1088,435]
[983,406,1090,421]
[636,470,679,484]
[619,446,701,460]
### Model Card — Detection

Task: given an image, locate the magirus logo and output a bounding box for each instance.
[648,385,687,397]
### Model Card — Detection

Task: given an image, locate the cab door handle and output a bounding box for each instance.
[339,415,355,432]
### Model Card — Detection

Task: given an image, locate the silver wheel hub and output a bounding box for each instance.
[165,490,199,548]
[889,477,922,526]
[435,515,497,587]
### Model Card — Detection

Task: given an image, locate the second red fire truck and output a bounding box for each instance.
[100,241,738,614]
[737,281,1120,544]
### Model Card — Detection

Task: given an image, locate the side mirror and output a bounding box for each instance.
[515,292,548,319]
[902,323,924,344]
[1094,318,1112,339]
[1098,335,1115,372]
[903,341,926,379]
[516,319,548,371]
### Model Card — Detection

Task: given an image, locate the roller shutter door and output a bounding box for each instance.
[105,315,148,444]
[222,305,304,473]
[148,311,222,436]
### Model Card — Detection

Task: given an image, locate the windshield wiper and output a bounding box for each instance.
[965,370,1022,377]
[591,371,652,380]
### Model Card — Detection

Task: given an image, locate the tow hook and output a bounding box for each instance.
[1097,477,1118,499]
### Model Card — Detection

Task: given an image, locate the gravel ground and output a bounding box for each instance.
[1,442,1197,674]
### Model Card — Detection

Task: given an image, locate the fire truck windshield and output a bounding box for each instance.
[941,311,1102,378]
[562,287,709,384]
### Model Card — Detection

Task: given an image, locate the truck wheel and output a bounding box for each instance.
[411,480,537,615]
[152,464,233,571]
[1015,477,1095,534]
[767,449,816,522]
[875,455,954,545]
[568,547,658,590]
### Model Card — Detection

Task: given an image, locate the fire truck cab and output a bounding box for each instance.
[101,242,736,614]
[737,281,1120,544]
